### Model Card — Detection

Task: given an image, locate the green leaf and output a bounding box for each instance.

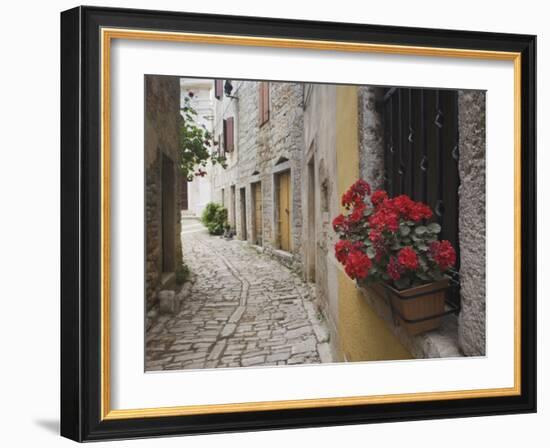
[394,277,411,290]
[417,242,428,251]
[427,222,442,234]
[366,247,376,259]
[399,225,411,236]
[417,272,431,281]
[415,225,428,235]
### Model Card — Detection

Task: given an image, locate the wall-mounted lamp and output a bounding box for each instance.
[224,80,239,100]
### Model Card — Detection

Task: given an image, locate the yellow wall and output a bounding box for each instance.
[335,86,412,362]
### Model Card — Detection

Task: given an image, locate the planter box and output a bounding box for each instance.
[370,279,450,336]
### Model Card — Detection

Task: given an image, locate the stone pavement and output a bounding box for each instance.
[145,218,334,371]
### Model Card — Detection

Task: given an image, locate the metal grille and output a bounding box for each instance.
[382,87,461,310]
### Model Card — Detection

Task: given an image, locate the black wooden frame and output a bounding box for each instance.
[61,6,537,442]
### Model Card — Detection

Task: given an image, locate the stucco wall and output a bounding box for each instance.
[145,75,183,308]
[302,84,340,357]
[336,85,412,362]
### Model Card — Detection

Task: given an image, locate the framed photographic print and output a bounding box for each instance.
[60,6,536,442]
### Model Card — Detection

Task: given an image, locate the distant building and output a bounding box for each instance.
[180,78,215,217]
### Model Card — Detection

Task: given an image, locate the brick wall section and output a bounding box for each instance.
[145,75,183,309]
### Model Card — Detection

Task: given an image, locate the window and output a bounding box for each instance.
[214,79,223,100]
[383,87,460,307]
[259,81,270,126]
[223,117,235,153]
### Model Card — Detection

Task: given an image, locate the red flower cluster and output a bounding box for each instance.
[332,214,347,232]
[397,246,419,270]
[387,256,403,280]
[429,240,456,271]
[371,189,388,206]
[333,180,457,288]
[335,240,353,264]
[342,179,371,208]
[335,240,371,280]
[368,207,400,233]
[344,248,372,280]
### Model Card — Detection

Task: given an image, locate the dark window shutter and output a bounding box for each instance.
[259,82,270,125]
[215,79,223,99]
[225,117,235,152]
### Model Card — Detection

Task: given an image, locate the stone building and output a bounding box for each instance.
[145,75,183,309]
[209,79,305,270]
[206,78,486,361]
[302,83,486,360]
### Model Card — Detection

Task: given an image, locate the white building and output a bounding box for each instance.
[180,78,215,217]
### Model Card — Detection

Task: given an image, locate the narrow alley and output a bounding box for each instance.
[145,218,334,370]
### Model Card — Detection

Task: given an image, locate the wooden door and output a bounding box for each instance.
[240,187,247,240]
[253,183,263,245]
[278,171,291,251]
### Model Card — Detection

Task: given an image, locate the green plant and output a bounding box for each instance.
[201,202,228,235]
[333,180,456,290]
[175,262,190,285]
[179,92,227,181]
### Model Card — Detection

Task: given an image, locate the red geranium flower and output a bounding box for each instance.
[332,214,347,232]
[342,179,371,208]
[348,203,367,224]
[397,246,419,270]
[387,256,402,280]
[335,240,353,264]
[429,240,456,271]
[371,190,388,207]
[344,248,372,280]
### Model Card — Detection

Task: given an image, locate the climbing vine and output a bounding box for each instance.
[179,92,227,181]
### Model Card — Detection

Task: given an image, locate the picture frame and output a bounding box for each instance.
[60,5,536,442]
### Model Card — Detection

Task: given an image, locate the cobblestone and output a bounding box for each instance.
[145,219,335,370]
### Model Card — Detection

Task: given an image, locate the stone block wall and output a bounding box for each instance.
[457,90,486,356]
[145,75,183,309]
[356,86,486,357]
[210,80,305,269]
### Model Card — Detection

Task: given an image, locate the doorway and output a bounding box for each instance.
[252,182,263,246]
[277,171,291,252]
[307,159,316,281]
[161,154,175,273]
[240,187,247,240]
[230,185,236,229]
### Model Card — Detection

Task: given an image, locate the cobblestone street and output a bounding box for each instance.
[145,218,335,371]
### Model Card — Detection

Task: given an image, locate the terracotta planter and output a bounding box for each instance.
[370,279,449,336]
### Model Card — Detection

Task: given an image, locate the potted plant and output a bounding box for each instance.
[333,179,457,335]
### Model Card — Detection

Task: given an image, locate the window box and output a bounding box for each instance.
[366,278,459,336]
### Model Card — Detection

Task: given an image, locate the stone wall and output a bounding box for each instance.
[457,90,486,356]
[210,80,305,270]
[358,86,385,190]
[356,87,486,357]
[145,75,183,309]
